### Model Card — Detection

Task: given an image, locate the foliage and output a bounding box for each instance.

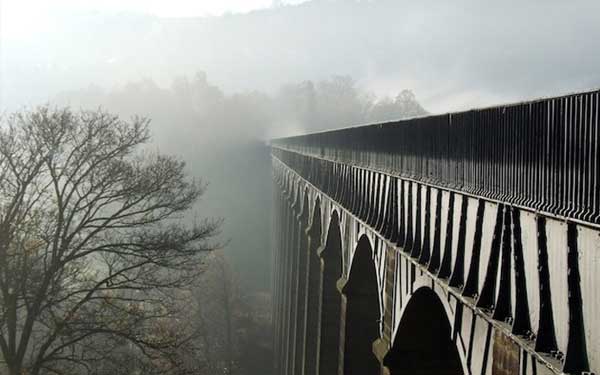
[53,71,429,299]
[0,107,219,375]
[189,252,272,375]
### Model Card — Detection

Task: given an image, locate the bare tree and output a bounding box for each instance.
[191,251,239,375]
[214,253,236,375]
[189,251,273,375]
[0,107,220,375]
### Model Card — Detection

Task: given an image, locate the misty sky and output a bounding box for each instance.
[1,0,308,23]
[2,0,599,115]
[1,0,599,292]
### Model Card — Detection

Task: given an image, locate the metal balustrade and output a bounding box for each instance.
[272,89,600,225]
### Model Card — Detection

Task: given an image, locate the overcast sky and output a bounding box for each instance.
[1,0,599,113]
[1,0,307,37]
[1,0,307,17]
[1,0,599,291]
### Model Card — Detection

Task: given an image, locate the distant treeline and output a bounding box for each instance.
[55,72,427,293]
[56,72,427,143]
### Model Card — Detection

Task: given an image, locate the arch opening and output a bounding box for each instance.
[318,211,343,375]
[343,235,381,375]
[384,287,463,375]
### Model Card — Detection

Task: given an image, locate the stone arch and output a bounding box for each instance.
[318,210,344,375]
[342,235,381,375]
[293,189,311,375]
[283,183,301,374]
[304,198,322,375]
[384,287,463,375]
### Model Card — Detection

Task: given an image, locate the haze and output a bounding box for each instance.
[1,1,599,374]
[1,0,598,296]
[2,0,600,292]
[3,0,600,113]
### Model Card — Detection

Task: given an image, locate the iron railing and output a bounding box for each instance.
[271,89,600,224]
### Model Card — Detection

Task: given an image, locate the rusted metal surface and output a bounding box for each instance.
[492,331,520,375]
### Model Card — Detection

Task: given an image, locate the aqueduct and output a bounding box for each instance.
[271,89,599,375]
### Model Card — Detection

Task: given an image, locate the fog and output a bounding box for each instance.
[3,0,600,113]
[2,0,599,296]
[1,1,599,373]
[2,0,600,293]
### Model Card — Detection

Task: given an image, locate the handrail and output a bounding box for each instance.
[271,89,600,224]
